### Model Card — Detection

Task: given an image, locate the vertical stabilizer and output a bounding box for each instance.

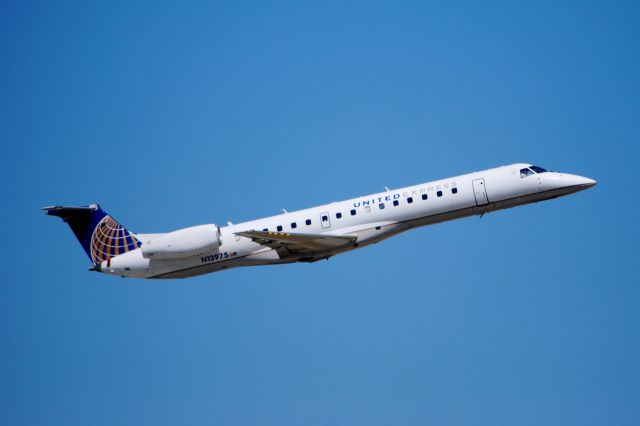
[43,204,141,265]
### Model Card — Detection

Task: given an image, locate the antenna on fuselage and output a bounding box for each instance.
[384,186,390,192]
[281,209,288,214]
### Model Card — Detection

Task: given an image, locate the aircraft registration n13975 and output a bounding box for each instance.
[44,163,596,279]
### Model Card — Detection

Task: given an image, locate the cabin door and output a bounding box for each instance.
[320,211,331,229]
[472,179,489,206]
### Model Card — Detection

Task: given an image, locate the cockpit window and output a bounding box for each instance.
[520,168,535,178]
[530,165,548,173]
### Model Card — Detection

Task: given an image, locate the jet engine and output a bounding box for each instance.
[141,224,222,259]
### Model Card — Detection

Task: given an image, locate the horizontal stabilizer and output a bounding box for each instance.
[42,205,100,244]
[42,205,97,219]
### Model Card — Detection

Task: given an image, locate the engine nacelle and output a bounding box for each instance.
[141,224,222,259]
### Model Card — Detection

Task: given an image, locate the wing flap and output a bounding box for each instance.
[235,230,356,252]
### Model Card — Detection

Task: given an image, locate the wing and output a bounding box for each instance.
[235,230,356,253]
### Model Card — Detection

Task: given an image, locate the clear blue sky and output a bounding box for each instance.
[2,1,639,425]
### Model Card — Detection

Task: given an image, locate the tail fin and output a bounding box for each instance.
[43,204,141,265]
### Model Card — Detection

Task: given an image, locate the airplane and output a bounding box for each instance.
[44,163,596,279]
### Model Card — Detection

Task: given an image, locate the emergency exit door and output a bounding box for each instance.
[320,211,331,229]
[472,179,489,206]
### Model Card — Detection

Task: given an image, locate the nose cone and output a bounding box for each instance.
[567,174,597,189]
[551,173,597,195]
[537,171,596,198]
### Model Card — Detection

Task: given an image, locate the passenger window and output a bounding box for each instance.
[407,197,413,204]
[291,222,297,229]
[379,203,385,209]
[452,187,458,194]
[350,209,356,216]
[421,194,428,200]
[277,225,283,232]
[393,200,399,206]
[305,219,311,225]
[336,212,342,219]
[262,228,268,232]
[437,190,442,197]
[322,215,328,222]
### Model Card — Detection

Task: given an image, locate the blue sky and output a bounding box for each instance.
[1,1,639,424]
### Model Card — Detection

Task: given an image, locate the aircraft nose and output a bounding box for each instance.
[559,173,597,191]
[571,175,597,188]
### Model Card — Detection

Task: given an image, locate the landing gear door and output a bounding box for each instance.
[320,211,331,229]
[472,178,489,206]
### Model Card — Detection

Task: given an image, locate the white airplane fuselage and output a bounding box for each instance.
[86,163,595,279]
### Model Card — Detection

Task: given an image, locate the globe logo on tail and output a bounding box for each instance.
[90,216,141,265]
